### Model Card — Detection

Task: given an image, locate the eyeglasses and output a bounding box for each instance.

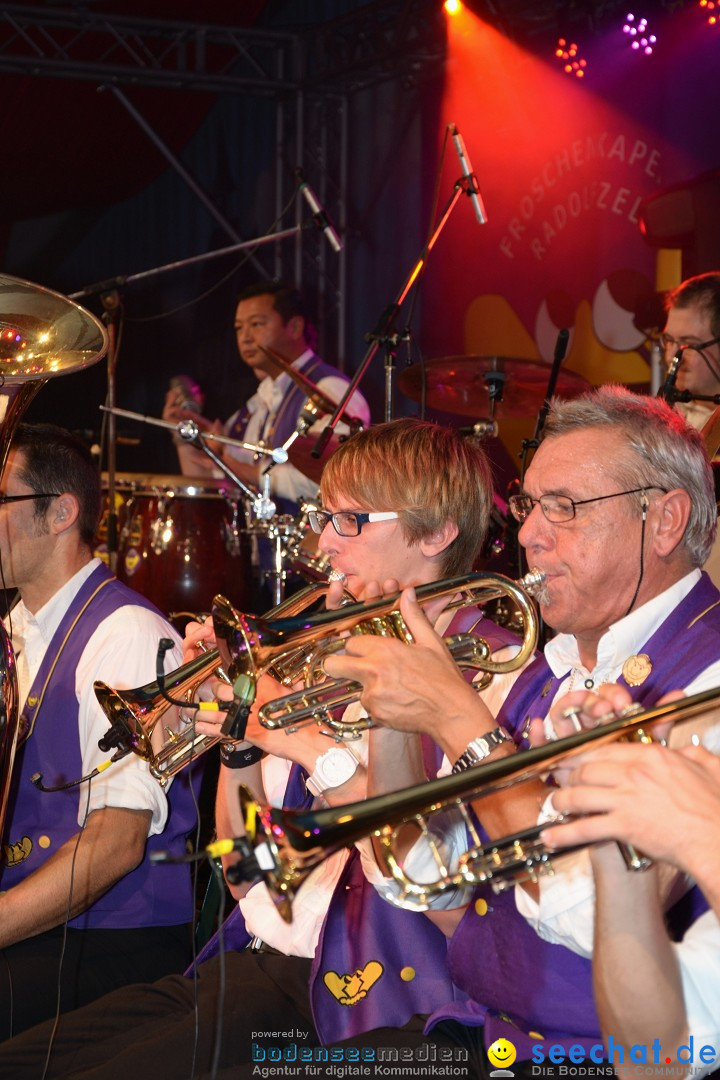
[308,509,399,537]
[0,493,60,507]
[660,333,720,356]
[508,487,667,524]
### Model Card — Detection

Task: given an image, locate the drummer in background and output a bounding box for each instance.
[661,271,720,584]
[162,281,371,512]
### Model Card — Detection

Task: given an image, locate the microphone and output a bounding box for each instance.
[297,170,343,253]
[658,347,686,405]
[449,123,488,225]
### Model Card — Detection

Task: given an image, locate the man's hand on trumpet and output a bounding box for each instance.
[179,618,362,775]
[539,739,720,891]
[323,586,490,762]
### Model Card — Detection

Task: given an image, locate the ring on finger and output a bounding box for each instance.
[560,705,583,733]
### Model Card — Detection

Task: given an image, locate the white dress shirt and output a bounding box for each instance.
[223,350,371,504]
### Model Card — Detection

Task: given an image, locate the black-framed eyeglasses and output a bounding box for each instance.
[308,509,399,537]
[0,493,61,507]
[508,486,667,524]
[660,333,720,356]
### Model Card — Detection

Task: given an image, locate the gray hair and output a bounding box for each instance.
[541,385,717,567]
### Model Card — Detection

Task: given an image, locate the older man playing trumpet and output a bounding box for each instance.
[324,387,720,1073]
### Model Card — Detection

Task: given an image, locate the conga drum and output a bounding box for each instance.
[95,474,254,616]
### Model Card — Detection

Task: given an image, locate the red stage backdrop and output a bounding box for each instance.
[420,4,718,456]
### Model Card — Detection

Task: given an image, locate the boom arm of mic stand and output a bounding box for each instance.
[175,423,261,505]
[311,185,465,458]
[519,328,570,484]
[532,328,570,444]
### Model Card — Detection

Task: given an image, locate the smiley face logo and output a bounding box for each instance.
[488,1038,517,1072]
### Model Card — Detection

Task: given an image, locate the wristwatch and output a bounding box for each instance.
[451,727,512,774]
[306,746,360,796]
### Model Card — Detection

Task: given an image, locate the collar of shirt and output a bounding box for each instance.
[8,558,100,667]
[544,568,702,682]
[254,348,315,413]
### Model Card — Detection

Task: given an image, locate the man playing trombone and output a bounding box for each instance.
[324,386,720,1073]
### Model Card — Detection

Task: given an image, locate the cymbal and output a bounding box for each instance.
[287,431,344,485]
[397,355,591,419]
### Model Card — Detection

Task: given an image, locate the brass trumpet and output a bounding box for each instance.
[94,579,349,785]
[228,685,720,921]
[213,570,545,724]
[258,629,502,739]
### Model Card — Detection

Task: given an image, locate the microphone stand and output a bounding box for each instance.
[513,328,570,602]
[312,175,473,458]
[100,290,122,574]
[519,328,570,486]
[68,227,306,303]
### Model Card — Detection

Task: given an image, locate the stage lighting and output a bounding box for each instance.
[623,13,657,53]
[444,0,462,15]
[555,38,587,78]
[699,0,718,26]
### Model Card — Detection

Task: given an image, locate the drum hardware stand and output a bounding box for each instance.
[99,405,284,519]
[100,405,299,605]
[518,328,570,485]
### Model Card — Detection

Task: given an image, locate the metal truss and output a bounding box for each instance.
[0,1,447,95]
[0,4,298,92]
[0,0,446,369]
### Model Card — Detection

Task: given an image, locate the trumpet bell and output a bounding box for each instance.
[95,682,158,764]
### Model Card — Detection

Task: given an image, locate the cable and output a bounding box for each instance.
[125,189,300,326]
[622,492,649,619]
[39,777,93,1080]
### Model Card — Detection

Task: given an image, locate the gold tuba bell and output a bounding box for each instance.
[0,274,107,833]
[227,685,720,922]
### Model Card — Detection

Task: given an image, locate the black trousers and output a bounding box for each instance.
[0,923,191,1042]
[0,951,491,1079]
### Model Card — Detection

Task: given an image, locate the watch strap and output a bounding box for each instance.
[451,726,512,773]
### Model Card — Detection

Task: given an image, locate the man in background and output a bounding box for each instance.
[163,280,370,510]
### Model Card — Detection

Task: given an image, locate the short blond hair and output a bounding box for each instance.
[321,419,493,576]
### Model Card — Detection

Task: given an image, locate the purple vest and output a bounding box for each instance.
[308,614,522,1043]
[1,563,199,930]
[437,572,720,1056]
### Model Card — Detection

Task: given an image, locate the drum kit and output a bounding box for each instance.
[97,351,591,620]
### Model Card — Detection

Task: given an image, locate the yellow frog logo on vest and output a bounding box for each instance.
[488,1037,517,1077]
[3,835,33,867]
[323,960,383,1006]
